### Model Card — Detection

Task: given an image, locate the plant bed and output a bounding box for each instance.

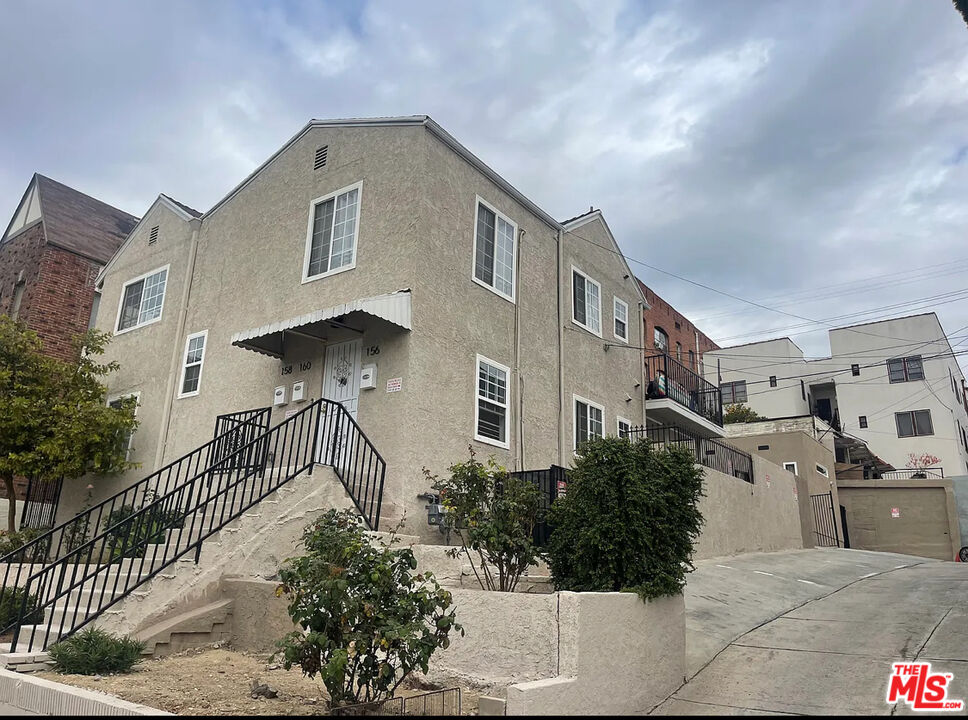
[37,644,482,716]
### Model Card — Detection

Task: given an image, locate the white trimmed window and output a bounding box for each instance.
[108,392,139,461]
[303,181,362,282]
[783,462,798,474]
[473,198,516,301]
[475,355,510,448]
[617,417,632,439]
[815,463,829,478]
[613,297,629,342]
[572,267,601,336]
[574,395,604,450]
[116,266,168,333]
[178,330,208,398]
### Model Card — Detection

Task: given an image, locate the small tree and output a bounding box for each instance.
[277,509,461,709]
[546,436,704,599]
[424,447,542,592]
[906,452,942,478]
[0,318,138,532]
[723,403,764,424]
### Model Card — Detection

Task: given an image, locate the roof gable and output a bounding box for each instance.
[562,210,649,308]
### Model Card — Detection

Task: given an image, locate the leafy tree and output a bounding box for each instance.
[955,0,968,29]
[723,403,765,424]
[546,436,705,600]
[276,509,461,709]
[424,447,542,592]
[0,317,138,532]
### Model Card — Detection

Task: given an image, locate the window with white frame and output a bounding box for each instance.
[178,330,208,398]
[721,380,748,404]
[895,409,933,438]
[572,268,601,335]
[473,200,516,300]
[815,463,829,478]
[783,461,798,474]
[617,417,632,439]
[304,182,361,281]
[574,395,604,449]
[108,393,139,461]
[475,355,509,448]
[613,297,628,342]
[117,267,168,332]
[654,326,668,351]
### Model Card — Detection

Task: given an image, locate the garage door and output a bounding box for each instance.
[839,487,952,561]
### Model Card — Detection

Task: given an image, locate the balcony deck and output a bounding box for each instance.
[645,353,724,438]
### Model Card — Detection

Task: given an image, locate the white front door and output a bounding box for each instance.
[322,339,363,418]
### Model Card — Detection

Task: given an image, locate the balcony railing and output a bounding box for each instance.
[645,353,723,427]
[626,424,754,483]
[881,468,944,480]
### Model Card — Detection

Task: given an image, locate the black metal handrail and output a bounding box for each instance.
[881,468,944,479]
[645,353,723,427]
[626,424,754,483]
[4,397,385,652]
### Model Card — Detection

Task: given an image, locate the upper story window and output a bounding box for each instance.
[303,182,362,282]
[574,395,604,450]
[721,380,747,404]
[473,199,516,301]
[10,279,24,320]
[815,463,829,478]
[178,330,208,398]
[572,267,601,336]
[654,326,668,352]
[675,342,682,362]
[688,349,696,369]
[887,355,924,383]
[117,266,168,333]
[613,297,629,342]
[474,355,510,449]
[895,409,933,438]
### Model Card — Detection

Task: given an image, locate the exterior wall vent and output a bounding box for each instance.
[148,226,159,245]
[314,145,328,170]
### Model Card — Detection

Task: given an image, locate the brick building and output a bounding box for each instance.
[638,279,719,374]
[0,174,138,360]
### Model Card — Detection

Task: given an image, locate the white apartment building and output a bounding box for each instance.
[704,313,968,478]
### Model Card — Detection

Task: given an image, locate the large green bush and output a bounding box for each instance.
[47,627,145,675]
[546,436,704,599]
[424,447,542,592]
[0,587,44,629]
[276,509,461,709]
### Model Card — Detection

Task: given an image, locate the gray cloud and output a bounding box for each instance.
[2,0,966,361]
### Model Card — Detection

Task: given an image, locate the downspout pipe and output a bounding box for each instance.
[513,227,525,471]
[155,217,202,470]
[556,228,566,466]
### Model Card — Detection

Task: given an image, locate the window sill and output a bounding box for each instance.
[474,433,510,450]
[571,319,602,338]
[472,276,515,304]
[302,262,356,285]
[115,315,163,336]
[177,391,200,399]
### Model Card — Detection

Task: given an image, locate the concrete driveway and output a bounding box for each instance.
[653,548,968,715]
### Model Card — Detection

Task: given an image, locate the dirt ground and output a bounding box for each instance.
[38,645,481,716]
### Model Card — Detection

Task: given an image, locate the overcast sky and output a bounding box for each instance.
[2,0,967,363]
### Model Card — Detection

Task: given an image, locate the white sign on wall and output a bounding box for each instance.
[891,507,901,518]
[284,408,299,419]
[386,377,402,393]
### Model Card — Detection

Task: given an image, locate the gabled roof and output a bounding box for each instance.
[561,210,649,308]
[160,194,202,218]
[15,174,139,264]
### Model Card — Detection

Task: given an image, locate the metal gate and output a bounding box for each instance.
[20,476,63,530]
[810,491,841,547]
[509,465,568,546]
[208,407,272,474]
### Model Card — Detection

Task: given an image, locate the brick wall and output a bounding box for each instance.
[0,222,102,362]
[640,281,719,373]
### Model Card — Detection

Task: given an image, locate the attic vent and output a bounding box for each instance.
[314,145,329,170]
[148,226,159,245]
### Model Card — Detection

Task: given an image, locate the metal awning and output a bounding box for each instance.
[231,290,412,358]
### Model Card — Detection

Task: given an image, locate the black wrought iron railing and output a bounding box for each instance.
[645,353,723,427]
[510,466,568,546]
[810,491,841,548]
[0,398,385,652]
[20,476,63,531]
[881,468,944,480]
[626,424,754,483]
[210,408,274,473]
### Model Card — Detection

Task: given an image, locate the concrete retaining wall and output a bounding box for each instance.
[694,455,804,560]
[0,667,168,715]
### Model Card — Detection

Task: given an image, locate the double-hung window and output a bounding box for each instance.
[117,266,168,333]
[178,330,208,398]
[895,409,933,438]
[475,355,510,448]
[617,417,632,439]
[721,380,748,404]
[107,393,139,461]
[304,182,362,282]
[572,267,601,336]
[887,355,924,383]
[473,199,516,301]
[574,395,604,450]
[613,297,629,342]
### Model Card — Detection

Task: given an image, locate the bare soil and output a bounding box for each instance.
[38,645,481,716]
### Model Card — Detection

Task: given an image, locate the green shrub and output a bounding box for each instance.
[723,403,765,424]
[276,509,461,709]
[48,627,145,675]
[0,526,51,558]
[424,447,542,592]
[0,587,44,629]
[546,436,705,599]
[103,504,184,559]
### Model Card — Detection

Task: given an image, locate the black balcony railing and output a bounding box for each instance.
[881,468,944,480]
[626,424,754,483]
[645,353,723,427]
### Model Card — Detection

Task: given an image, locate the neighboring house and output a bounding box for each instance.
[704,313,968,479]
[0,173,138,360]
[86,116,649,539]
[639,280,719,373]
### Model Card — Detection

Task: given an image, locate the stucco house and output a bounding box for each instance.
[74,115,651,538]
